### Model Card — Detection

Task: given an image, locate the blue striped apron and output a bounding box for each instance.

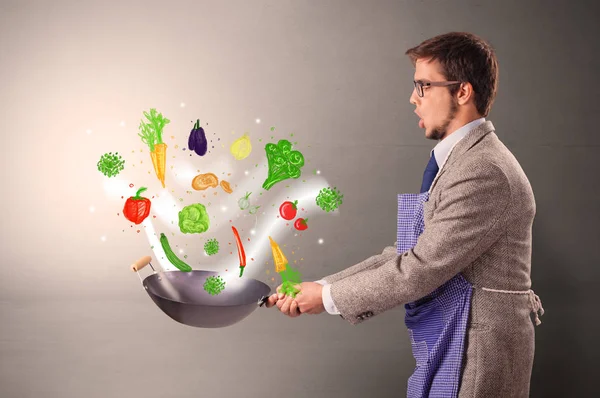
[397,192,472,398]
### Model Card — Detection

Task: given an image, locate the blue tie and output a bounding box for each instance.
[420,152,439,193]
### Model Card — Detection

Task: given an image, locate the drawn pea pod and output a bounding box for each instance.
[159,233,192,272]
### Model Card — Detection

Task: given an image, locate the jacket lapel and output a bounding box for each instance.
[428,121,496,194]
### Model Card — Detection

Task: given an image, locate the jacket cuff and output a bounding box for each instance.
[322,283,340,315]
[330,281,374,325]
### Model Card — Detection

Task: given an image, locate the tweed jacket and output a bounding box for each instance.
[322,121,540,397]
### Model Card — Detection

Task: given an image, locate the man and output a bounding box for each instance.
[267,32,543,397]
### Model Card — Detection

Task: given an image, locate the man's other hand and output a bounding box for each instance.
[264,285,301,317]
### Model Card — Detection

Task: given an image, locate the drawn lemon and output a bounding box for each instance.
[230,133,252,160]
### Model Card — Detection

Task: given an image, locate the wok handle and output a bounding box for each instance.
[131,256,152,272]
[131,256,156,285]
[258,295,269,307]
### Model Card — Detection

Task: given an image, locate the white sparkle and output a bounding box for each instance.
[255,118,261,124]
[250,229,256,235]
[179,249,184,254]
[316,170,321,175]
[244,170,249,176]
[89,206,95,213]
[86,129,92,134]
[119,121,125,127]
[221,206,227,212]
[101,236,107,242]
[180,102,186,108]
[318,238,324,244]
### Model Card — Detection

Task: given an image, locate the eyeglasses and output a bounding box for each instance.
[413,80,462,97]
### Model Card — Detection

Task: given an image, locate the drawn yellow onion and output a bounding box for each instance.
[230,133,252,160]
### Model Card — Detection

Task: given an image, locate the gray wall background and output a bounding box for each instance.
[1,0,598,397]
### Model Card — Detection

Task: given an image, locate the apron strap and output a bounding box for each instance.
[481,287,545,326]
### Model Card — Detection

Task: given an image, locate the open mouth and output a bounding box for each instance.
[415,111,424,128]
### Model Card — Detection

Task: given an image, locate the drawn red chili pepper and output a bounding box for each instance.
[123,187,151,224]
[232,226,247,277]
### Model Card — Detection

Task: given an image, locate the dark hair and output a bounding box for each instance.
[405,32,499,117]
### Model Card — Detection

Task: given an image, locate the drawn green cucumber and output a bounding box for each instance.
[159,233,192,272]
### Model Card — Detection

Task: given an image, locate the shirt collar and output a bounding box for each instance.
[431,117,486,168]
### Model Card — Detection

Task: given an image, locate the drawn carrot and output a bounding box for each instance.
[150,143,167,187]
[138,108,170,188]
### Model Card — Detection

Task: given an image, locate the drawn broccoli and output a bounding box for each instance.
[316,187,343,212]
[204,275,226,296]
[279,266,303,298]
[97,152,125,177]
[262,139,305,190]
[204,238,219,256]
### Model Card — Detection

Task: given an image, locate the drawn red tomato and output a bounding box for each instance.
[294,218,308,231]
[279,200,298,220]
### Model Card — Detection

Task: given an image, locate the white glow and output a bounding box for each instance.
[89,206,95,213]
[318,238,324,244]
[180,102,186,108]
[104,150,333,277]
[103,177,134,201]
[179,249,184,254]
[172,162,201,184]
[101,236,106,242]
[239,182,329,277]
[86,129,92,134]
[120,121,125,127]
[149,191,183,229]
[255,118,261,124]
[316,170,321,175]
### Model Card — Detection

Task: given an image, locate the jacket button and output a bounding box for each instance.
[357,314,364,320]
[365,311,373,317]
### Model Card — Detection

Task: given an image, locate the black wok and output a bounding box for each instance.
[131,256,271,328]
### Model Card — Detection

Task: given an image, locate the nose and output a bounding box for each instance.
[409,88,418,106]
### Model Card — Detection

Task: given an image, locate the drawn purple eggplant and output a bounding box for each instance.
[188,119,208,156]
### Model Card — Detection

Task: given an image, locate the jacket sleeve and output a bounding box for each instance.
[319,243,397,284]
[330,159,511,325]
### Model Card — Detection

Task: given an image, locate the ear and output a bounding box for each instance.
[456,82,475,105]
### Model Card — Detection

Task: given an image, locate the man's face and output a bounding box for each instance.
[410,58,459,141]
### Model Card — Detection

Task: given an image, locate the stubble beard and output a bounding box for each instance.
[427,99,458,141]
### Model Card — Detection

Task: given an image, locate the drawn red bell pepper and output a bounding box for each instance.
[123,187,151,224]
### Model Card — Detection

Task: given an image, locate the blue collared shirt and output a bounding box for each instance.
[431,117,486,169]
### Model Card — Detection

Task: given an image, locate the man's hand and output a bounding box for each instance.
[294,282,325,315]
[264,285,302,317]
[264,282,326,316]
